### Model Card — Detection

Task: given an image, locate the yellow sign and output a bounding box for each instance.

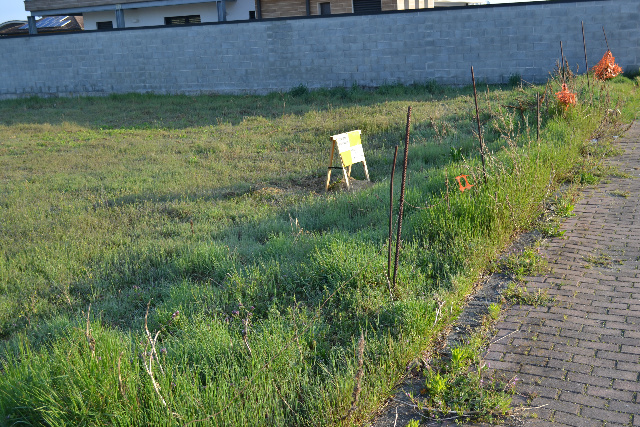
[334,131,365,167]
[326,130,370,191]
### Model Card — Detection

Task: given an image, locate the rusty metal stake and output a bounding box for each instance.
[392,107,411,288]
[388,145,399,282]
[537,92,540,142]
[471,66,487,184]
[603,26,610,51]
[560,40,565,83]
[582,21,590,89]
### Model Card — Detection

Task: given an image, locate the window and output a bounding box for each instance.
[319,2,331,15]
[353,0,381,14]
[164,15,201,25]
[249,11,256,19]
[96,21,113,30]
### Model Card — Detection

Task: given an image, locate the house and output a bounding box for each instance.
[21,0,478,34]
[22,0,256,32]
[0,16,83,36]
[258,0,477,19]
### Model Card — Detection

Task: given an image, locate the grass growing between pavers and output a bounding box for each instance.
[0,73,638,425]
[411,314,522,425]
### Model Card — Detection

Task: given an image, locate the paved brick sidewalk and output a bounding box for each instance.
[483,121,640,426]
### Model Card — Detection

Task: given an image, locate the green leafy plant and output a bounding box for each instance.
[508,73,522,87]
[425,370,447,397]
[577,171,600,184]
[450,146,464,162]
[488,303,501,320]
[552,194,576,217]
[538,220,566,238]
[288,84,309,97]
[583,252,620,268]
[502,283,553,307]
[497,247,548,280]
[418,343,516,422]
[610,189,630,198]
[451,346,475,371]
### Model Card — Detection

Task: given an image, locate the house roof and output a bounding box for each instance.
[25,0,219,15]
[0,15,83,36]
[0,20,27,33]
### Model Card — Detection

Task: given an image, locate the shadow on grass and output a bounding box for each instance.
[0,82,464,129]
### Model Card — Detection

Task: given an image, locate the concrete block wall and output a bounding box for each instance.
[1,0,638,99]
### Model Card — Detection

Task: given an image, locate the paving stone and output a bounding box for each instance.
[591,367,639,382]
[568,392,609,409]
[580,406,632,424]
[606,400,640,415]
[531,397,580,415]
[587,387,635,405]
[566,371,612,388]
[551,411,603,427]
[520,364,568,380]
[613,379,640,392]
[546,358,593,375]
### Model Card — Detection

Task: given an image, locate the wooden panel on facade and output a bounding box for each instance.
[260,0,353,18]
[381,0,396,11]
[259,0,307,18]
[309,0,351,15]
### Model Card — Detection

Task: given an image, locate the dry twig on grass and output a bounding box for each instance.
[343,332,366,421]
[144,302,167,407]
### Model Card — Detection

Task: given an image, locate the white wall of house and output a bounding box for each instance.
[83,10,117,29]
[82,2,255,30]
[225,0,255,21]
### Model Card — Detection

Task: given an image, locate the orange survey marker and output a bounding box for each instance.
[591,50,622,80]
[455,175,474,192]
[555,83,577,110]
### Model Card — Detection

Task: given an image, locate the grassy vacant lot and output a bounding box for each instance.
[0,73,638,425]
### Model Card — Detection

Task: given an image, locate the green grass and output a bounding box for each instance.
[496,247,548,281]
[502,283,554,307]
[0,74,638,425]
[419,335,516,423]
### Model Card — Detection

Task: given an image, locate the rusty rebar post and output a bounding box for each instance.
[471,66,487,184]
[392,107,411,287]
[388,145,399,282]
[582,21,590,89]
[537,92,540,142]
[560,40,565,83]
[603,26,610,51]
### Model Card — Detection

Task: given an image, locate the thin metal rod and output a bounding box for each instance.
[536,92,540,142]
[560,41,565,83]
[602,26,610,51]
[393,107,411,287]
[471,66,487,184]
[582,21,590,89]
[388,145,399,281]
